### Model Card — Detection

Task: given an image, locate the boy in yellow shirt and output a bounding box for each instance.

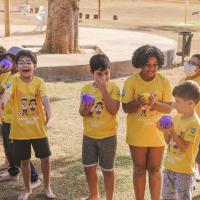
[181,54,200,180]
[0,46,41,190]
[157,81,200,200]
[0,46,14,170]
[0,50,55,200]
[79,54,120,200]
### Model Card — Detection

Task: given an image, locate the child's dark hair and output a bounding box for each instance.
[173,81,200,104]
[132,45,164,68]
[15,50,37,65]
[193,54,200,61]
[0,46,7,61]
[90,54,110,73]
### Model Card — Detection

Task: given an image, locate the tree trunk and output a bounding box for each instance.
[40,0,79,54]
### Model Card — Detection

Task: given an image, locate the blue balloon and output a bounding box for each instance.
[159,115,173,129]
[0,58,12,69]
[82,94,95,104]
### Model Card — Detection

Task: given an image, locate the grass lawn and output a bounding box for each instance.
[0,67,200,199]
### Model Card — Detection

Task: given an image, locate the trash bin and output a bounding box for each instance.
[176,31,193,65]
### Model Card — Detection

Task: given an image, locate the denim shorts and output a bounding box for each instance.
[162,169,193,200]
[82,135,117,171]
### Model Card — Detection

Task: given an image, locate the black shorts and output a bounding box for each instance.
[13,137,51,161]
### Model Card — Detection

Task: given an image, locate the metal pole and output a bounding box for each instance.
[98,0,101,19]
[4,0,10,37]
[182,34,186,65]
[184,0,189,24]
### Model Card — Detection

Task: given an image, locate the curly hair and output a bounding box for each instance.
[132,45,164,68]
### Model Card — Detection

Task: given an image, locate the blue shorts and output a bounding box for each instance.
[82,135,117,171]
[162,169,193,200]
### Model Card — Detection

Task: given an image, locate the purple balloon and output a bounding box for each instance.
[159,115,173,129]
[82,94,95,103]
[0,59,12,70]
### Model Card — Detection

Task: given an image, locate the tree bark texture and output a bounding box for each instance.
[41,0,79,54]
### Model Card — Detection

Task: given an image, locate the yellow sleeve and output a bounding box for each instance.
[183,125,199,143]
[162,77,173,102]
[121,78,135,103]
[110,83,120,101]
[0,72,10,88]
[38,79,46,96]
[4,75,15,95]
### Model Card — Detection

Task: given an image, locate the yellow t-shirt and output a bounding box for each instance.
[2,73,19,123]
[0,72,10,124]
[81,82,120,139]
[164,114,200,174]
[180,76,200,116]
[122,72,173,147]
[5,76,47,140]
[0,72,10,87]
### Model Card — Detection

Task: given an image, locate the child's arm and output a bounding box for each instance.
[168,128,191,152]
[149,94,172,113]
[96,78,119,115]
[79,102,94,116]
[0,92,11,117]
[41,96,51,124]
[156,121,171,144]
[122,95,146,113]
[0,85,5,95]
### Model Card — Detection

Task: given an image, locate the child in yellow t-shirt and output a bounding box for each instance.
[122,45,172,200]
[181,54,200,180]
[0,46,41,190]
[79,54,120,200]
[0,50,55,200]
[0,46,12,170]
[157,81,200,200]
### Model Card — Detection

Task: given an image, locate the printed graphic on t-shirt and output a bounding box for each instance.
[95,102,103,117]
[18,96,38,120]
[21,97,28,115]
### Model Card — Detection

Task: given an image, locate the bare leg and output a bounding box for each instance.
[0,157,9,170]
[18,160,32,200]
[0,134,9,170]
[41,156,55,199]
[147,147,164,200]
[102,170,114,200]
[198,163,200,176]
[129,145,147,200]
[84,165,100,200]
[195,163,200,181]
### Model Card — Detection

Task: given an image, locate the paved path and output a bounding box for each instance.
[0,25,177,81]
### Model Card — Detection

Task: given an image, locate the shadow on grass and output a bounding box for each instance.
[193,194,200,200]
[49,96,66,103]
[115,154,132,169]
[0,155,137,200]
[49,154,132,200]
